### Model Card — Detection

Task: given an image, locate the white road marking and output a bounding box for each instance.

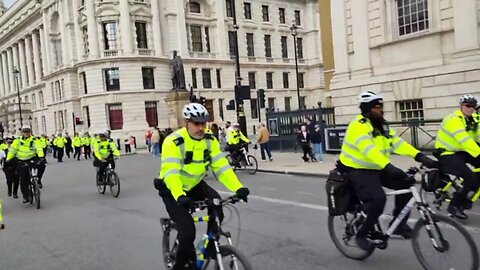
[218,191,480,234]
[295,191,315,196]
[260,186,277,191]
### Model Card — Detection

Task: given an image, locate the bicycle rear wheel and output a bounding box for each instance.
[162,221,178,270]
[207,245,252,270]
[327,213,375,261]
[34,178,41,209]
[109,171,120,198]
[412,213,479,270]
[243,155,258,175]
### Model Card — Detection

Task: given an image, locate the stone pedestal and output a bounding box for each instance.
[164,90,190,129]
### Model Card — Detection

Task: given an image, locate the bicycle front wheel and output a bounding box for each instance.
[97,176,106,194]
[162,222,178,270]
[243,155,258,175]
[412,213,479,270]
[34,178,41,209]
[208,245,253,270]
[109,171,120,198]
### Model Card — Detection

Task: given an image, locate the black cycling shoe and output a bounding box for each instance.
[355,235,372,251]
[448,204,468,220]
[13,194,18,199]
[22,198,30,204]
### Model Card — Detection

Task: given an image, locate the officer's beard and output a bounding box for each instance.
[366,111,386,131]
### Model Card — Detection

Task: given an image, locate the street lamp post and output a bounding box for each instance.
[290,23,301,110]
[13,67,23,127]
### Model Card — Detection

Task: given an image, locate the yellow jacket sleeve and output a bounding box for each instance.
[210,139,243,192]
[6,140,18,161]
[94,143,102,160]
[111,142,120,157]
[159,138,185,200]
[448,116,480,157]
[35,140,45,158]
[351,122,390,169]
[390,129,420,158]
[239,131,250,143]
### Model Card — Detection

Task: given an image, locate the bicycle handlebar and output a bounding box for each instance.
[191,195,242,213]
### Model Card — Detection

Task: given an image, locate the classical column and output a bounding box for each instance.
[25,35,35,86]
[7,47,14,93]
[0,54,5,97]
[86,0,99,58]
[175,0,188,56]
[72,0,84,61]
[151,0,163,56]
[453,0,479,51]
[59,0,71,65]
[350,0,371,75]
[32,31,43,82]
[42,12,52,73]
[215,0,227,58]
[12,44,20,88]
[1,51,9,94]
[119,0,133,54]
[330,0,349,77]
[18,40,28,88]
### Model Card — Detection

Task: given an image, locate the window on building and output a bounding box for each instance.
[219,98,224,120]
[283,72,289,88]
[246,33,254,57]
[58,110,65,130]
[268,97,275,111]
[248,72,256,89]
[39,91,44,107]
[202,69,212,88]
[299,96,306,109]
[297,38,303,59]
[251,98,258,119]
[80,72,87,94]
[397,99,424,121]
[262,5,269,22]
[135,21,148,49]
[53,111,57,131]
[83,105,91,127]
[190,25,203,52]
[266,72,273,89]
[244,2,252,19]
[216,69,221,88]
[145,101,158,127]
[103,22,118,50]
[41,116,46,133]
[264,35,272,58]
[142,67,155,89]
[105,68,120,91]
[205,27,211,52]
[281,36,288,58]
[192,68,197,88]
[397,0,429,36]
[82,26,89,55]
[55,80,62,100]
[226,0,233,18]
[53,39,63,67]
[284,97,291,111]
[298,72,305,88]
[108,104,123,130]
[294,10,301,26]
[279,8,286,24]
[33,117,38,134]
[189,2,201,13]
[228,31,236,56]
[31,94,36,109]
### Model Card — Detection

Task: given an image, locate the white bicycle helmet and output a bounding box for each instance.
[358,91,383,105]
[21,125,31,132]
[459,94,477,104]
[182,103,210,123]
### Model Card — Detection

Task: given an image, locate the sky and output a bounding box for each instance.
[4,0,15,8]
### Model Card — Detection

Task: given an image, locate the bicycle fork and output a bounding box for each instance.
[417,206,448,252]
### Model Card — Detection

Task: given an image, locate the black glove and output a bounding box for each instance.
[236,187,250,202]
[38,158,46,165]
[177,195,195,211]
[253,144,258,150]
[153,178,163,190]
[415,153,438,169]
[384,163,407,180]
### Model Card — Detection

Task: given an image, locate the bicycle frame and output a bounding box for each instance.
[437,173,480,202]
[385,186,423,237]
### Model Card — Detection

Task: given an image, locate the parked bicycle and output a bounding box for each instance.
[227,144,258,175]
[18,159,42,209]
[96,158,120,198]
[161,195,253,270]
[327,166,479,270]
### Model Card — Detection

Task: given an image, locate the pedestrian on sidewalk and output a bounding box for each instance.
[257,123,273,161]
[297,125,316,162]
[311,124,324,162]
[123,133,131,153]
[129,136,136,153]
[151,127,161,157]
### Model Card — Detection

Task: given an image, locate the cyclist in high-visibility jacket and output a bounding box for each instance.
[226,123,250,162]
[6,126,46,203]
[434,95,480,219]
[73,133,83,160]
[53,134,67,162]
[93,132,120,184]
[154,103,249,270]
[338,91,437,251]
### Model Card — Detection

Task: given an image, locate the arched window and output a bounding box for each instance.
[189,2,201,13]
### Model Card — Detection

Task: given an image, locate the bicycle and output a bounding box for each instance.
[18,160,42,209]
[161,195,253,270]
[328,166,479,270]
[96,158,120,198]
[227,144,258,175]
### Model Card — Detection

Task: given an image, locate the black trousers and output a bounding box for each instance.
[57,147,64,162]
[125,144,131,153]
[84,145,91,159]
[438,152,480,206]
[74,147,82,160]
[52,146,57,158]
[346,168,412,237]
[300,144,315,161]
[4,167,19,195]
[95,158,115,182]
[66,146,72,158]
[161,181,223,266]
[17,159,46,200]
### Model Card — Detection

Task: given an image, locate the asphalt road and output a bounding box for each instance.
[0,154,479,270]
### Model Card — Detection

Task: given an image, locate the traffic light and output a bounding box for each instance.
[258,89,266,108]
[199,96,206,106]
[226,99,235,110]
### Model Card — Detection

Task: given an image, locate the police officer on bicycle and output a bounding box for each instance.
[338,91,437,251]
[93,132,120,185]
[154,103,249,270]
[6,126,46,203]
[226,123,250,164]
[435,95,480,219]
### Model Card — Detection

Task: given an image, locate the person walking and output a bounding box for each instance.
[65,132,73,159]
[2,138,19,198]
[311,124,324,162]
[257,123,273,161]
[151,128,161,157]
[82,132,92,159]
[123,133,131,154]
[297,125,316,162]
[54,133,67,162]
[73,133,83,160]
[145,129,153,152]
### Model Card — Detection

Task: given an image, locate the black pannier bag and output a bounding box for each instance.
[326,167,356,216]
[422,169,450,192]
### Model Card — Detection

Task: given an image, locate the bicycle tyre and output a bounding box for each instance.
[327,214,375,261]
[109,171,120,198]
[211,245,253,270]
[35,178,41,209]
[412,213,479,270]
[29,182,34,205]
[244,155,258,175]
[97,174,106,194]
[226,154,238,172]
[162,222,178,270]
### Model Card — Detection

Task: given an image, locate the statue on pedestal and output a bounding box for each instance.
[171,50,186,91]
